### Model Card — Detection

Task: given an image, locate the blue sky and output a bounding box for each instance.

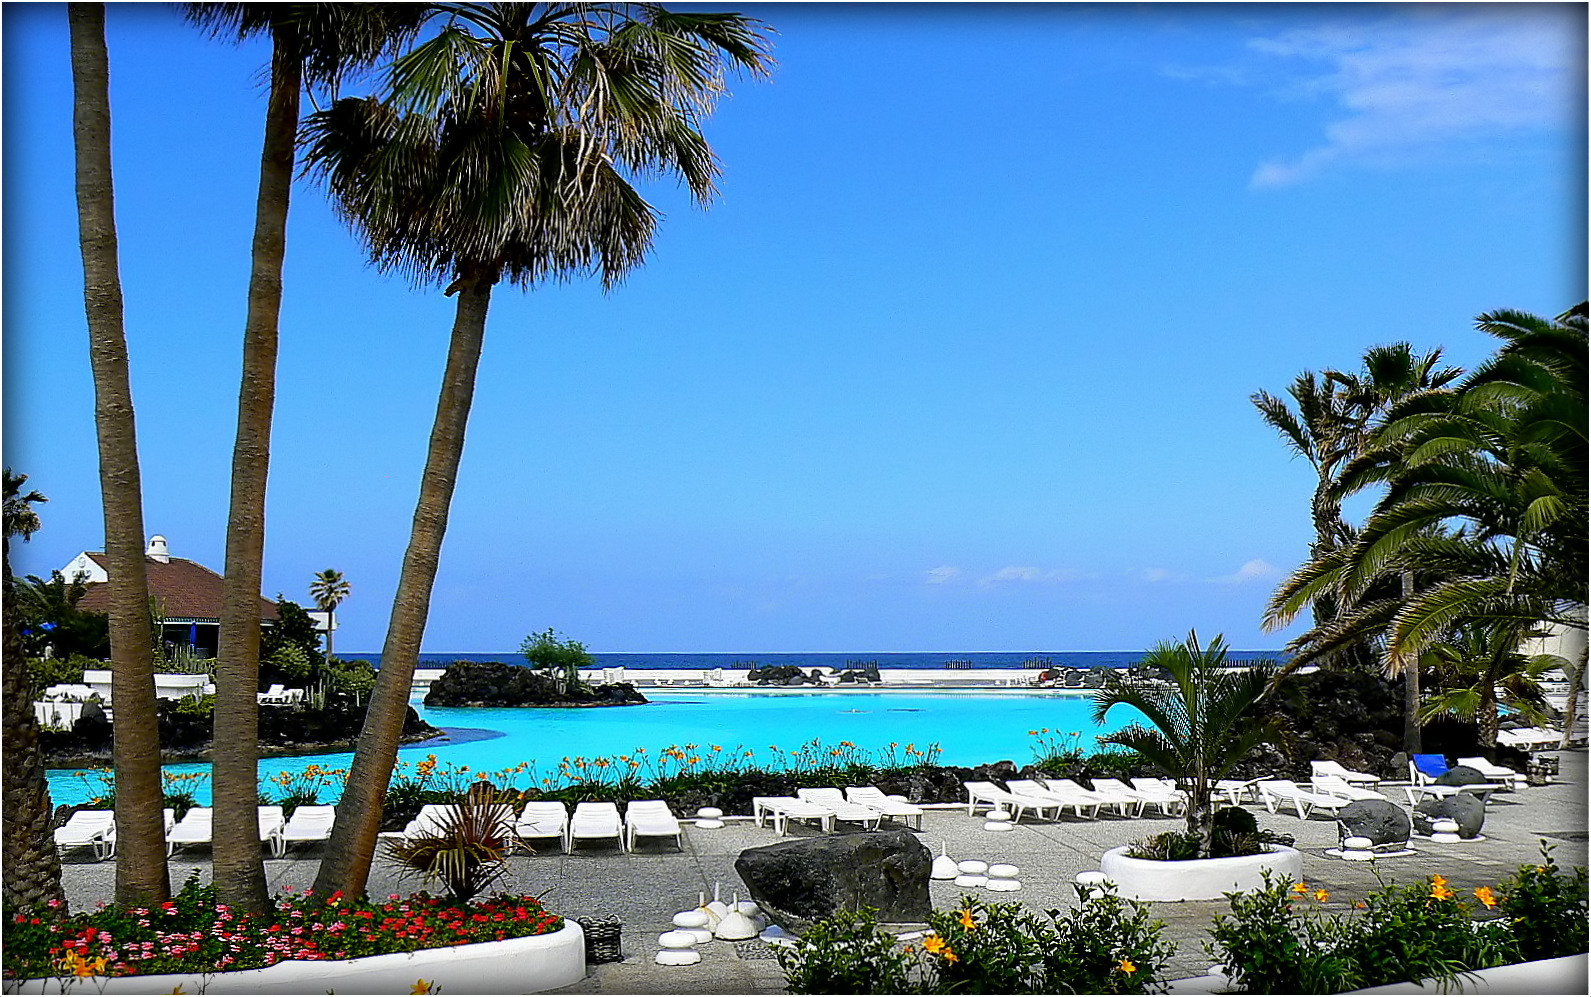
[3,2,1585,654]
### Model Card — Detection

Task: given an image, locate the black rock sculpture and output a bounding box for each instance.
[735,830,932,932]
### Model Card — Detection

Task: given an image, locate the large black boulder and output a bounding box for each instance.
[1338,799,1411,845]
[735,830,932,931]
[1435,765,1488,787]
[1414,793,1486,838]
[424,660,647,707]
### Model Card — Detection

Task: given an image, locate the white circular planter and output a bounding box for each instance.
[1098,844,1304,902]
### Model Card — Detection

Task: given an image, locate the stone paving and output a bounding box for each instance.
[55,750,1587,994]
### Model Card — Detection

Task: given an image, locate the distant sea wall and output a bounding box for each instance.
[351,649,1290,671]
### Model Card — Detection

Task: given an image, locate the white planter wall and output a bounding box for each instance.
[7,921,585,995]
[1098,844,1304,902]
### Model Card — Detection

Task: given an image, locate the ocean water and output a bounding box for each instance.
[348,649,1288,670]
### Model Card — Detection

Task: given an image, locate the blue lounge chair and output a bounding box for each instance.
[1410,754,1450,784]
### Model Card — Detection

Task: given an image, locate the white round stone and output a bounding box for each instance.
[954,874,988,888]
[1342,850,1375,861]
[1075,871,1109,886]
[985,809,1012,821]
[956,860,989,874]
[658,930,697,949]
[988,864,1019,878]
[1432,819,1460,833]
[983,820,1014,831]
[1343,836,1373,849]
[695,819,725,829]
[1432,832,1461,843]
[655,949,701,966]
[673,910,710,928]
[986,878,1021,892]
[696,807,724,819]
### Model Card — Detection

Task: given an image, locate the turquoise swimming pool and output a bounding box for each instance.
[46,691,1146,806]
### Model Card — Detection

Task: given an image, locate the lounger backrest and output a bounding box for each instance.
[1413,754,1449,778]
[1005,779,1050,796]
[796,788,847,806]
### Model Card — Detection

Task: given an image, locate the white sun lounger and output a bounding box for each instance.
[1040,777,1141,817]
[516,802,570,852]
[1004,779,1102,819]
[796,788,884,829]
[276,805,336,856]
[1131,777,1190,809]
[167,808,214,855]
[1455,757,1523,789]
[961,781,1059,823]
[1311,775,1388,801]
[624,800,684,851]
[844,786,926,829]
[1257,780,1353,819]
[1402,783,1507,808]
[54,810,116,860]
[569,802,625,852]
[1092,777,1181,816]
[1213,777,1268,805]
[1310,760,1381,786]
[256,806,286,854]
[753,796,837,835]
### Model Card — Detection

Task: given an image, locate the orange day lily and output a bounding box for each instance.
[1475,886,1499,908]
[1430,875,1456,901]
[959,908,977,930]
[1314,889,1330,903]
[1119,958,1137,974]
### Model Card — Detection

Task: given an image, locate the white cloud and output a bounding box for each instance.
[1143,567,1174,583]
[1214,558,1279,584]
[924,565,961,585]
[979,565,1083,586]
[1242,9,1581,187]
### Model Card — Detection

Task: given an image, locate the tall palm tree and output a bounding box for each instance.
[306,2,774,898]
[185,3,424,915]
[309,569,351,661]
[68,2,168,906]
[1266,307,1587,749]
[1093,632,1283,858]
[2,470,66,910]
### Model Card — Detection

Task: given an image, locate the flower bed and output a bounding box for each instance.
[4,879,570,988]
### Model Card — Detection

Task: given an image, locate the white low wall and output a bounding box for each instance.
[1165,953,1589,995]
[1098,844,1304,902]
[7,921,586,995]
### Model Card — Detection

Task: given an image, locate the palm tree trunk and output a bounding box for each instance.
[1399,570,1422,755]
[68,1,169,906]
[2,532,66,910]
[1560,639,1587,751]
[314,275,495,898]
[213,17,300,916]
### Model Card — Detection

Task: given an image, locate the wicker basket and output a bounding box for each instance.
[575,915,623,963]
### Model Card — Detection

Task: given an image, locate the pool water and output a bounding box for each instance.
[46,691,1146,806]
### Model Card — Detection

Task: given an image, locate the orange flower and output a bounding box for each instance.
[1119,958,1137,974]
[959,908,977,930]
[1314,889,1330,903]
[1291,882,1308,895]
[1430,875,1455,901]
[922,933,952,959]
[411,980,433,994]
[1475,886,1499,909]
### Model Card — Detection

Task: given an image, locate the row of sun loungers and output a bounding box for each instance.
[753,787,927,835]
[963,777,1189,822]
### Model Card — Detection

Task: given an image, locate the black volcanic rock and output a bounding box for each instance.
[423,660,647,708]
[736,830,932,931]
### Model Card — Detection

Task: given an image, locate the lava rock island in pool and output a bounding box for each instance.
[423,660,648,708]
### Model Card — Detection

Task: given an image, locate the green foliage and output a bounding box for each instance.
[171,693,214,717]
[1493,844,1590,962]
[1126,809,1291,861]
[1206,860,1584,994]
[776,907,919,994]
[318,656,376,698]
[22,653,96,699]
[776,893,1173,994]
[520,628,593,695]
[261,598,324,670]
[267,642,314,682]
[12,572,110,659]
[382,790,512,903]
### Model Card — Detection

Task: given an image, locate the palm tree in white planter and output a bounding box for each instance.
[1093,631,1284,859]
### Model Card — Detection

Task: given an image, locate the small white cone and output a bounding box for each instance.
[706,882,731,921]
[696,891,721,930]
[931,842,959,880]
[714,893,759,940]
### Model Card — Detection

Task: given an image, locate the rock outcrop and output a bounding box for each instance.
[735,830,932,931]
[423,660,647,708]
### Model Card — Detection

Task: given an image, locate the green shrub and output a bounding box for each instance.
[1493,844,1589,962]
[382,789,512,903]
[1041,887,1176,994]
[775,907,919,994]
[1208,874,1354,993]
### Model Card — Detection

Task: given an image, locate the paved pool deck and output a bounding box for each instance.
[55,749,1588,994]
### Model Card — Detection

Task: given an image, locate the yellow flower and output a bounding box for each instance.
[1314,889,1330,903]
[1475,886,1499,909]
[922,933,949,956]
[410,980,433,994]
[1119,958,1137,974]
[169,986,187,994]
[959,908,977,930]
[1291,882,1308,895]
[1431,875,1456,901]
[943,950,958,965]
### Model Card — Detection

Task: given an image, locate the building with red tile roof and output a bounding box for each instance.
[63,536,278,658]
